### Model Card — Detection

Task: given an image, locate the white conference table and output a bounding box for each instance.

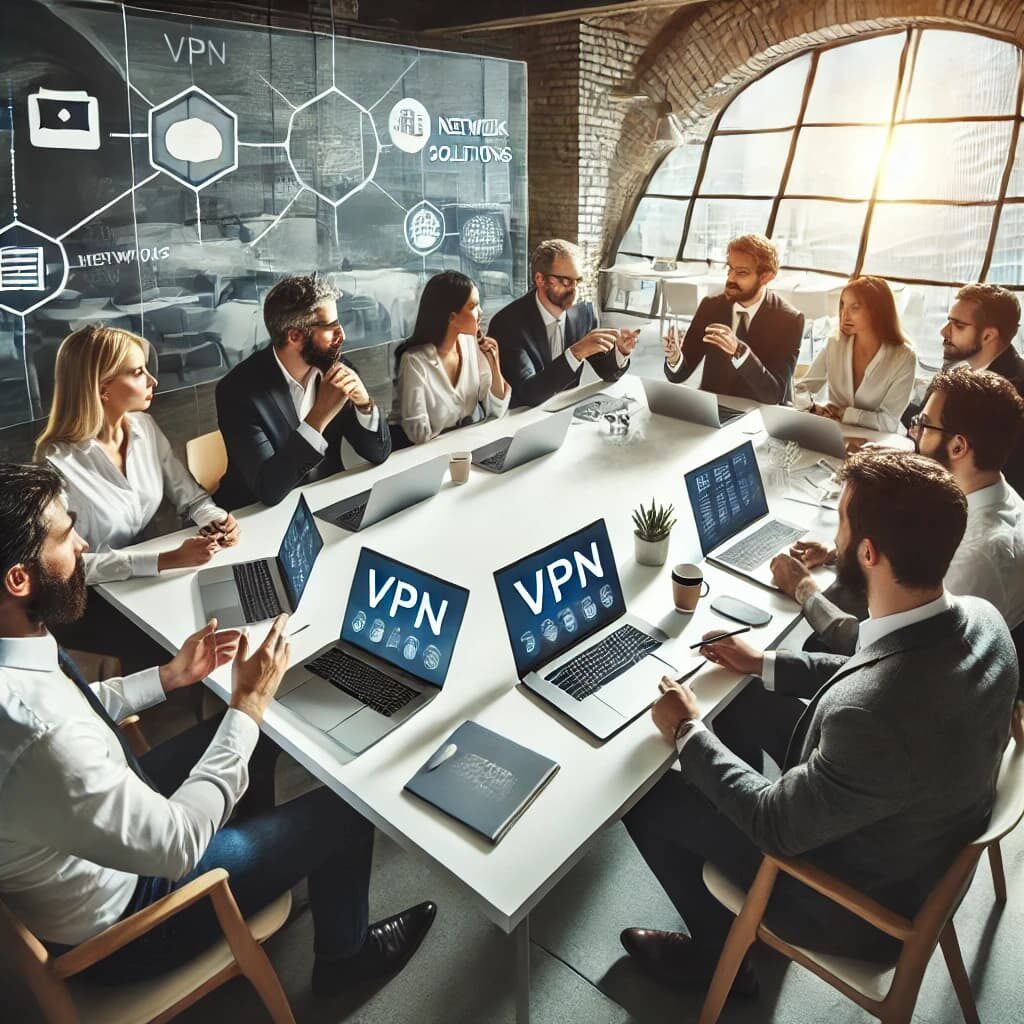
[98,377,892,1023]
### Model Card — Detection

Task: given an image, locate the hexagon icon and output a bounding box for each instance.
[0,220,69,317]
[149,86,238,190]
[286,86,380,208]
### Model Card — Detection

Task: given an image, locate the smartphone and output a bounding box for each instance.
[710,595,772,627]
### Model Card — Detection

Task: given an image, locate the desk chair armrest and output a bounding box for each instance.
[53,868,232,978]
[765,854,913,941]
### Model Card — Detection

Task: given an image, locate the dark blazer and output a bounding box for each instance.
[664,290,803,404]
[214,344,391,510]
[682,597,1017,960]
[489,291,627,408]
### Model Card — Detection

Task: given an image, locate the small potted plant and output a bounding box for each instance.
[632,498,676,566]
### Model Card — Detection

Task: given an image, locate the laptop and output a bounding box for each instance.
[471,407,574,474]
[197,494,323,628]
[315,454,449,532]
[642,378,746,429]
[542,378,609,412]
[279,548,470,755]
[761,404,848,460]
[494,518,688,740]
[684,440,808,587]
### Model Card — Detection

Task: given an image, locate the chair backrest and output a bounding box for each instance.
[187,429,228,495]
[662,281,700,316]
[972,735,1024,846]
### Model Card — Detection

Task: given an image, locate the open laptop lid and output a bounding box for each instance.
[760,405,847,459]
[276,495,324,609]
[493,518,626,678]
[504,407,574,465]
[340,547,470,688]
[684,441,769,557]
[360,455,450,527]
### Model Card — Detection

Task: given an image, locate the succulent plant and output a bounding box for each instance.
[632,498,677,542]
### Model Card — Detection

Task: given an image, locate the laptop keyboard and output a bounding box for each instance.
[544,624,662,701]
[305,647,418,717]
[477,445,509,471]
[717,404,743,424]
[332,500,368,531]
[233,560,283,622]
[719,520,805,572]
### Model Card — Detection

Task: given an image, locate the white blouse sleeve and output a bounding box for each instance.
[792,340,831,410]
[476,346,511,421]
[397,354,437,445]
[150,418,227,528]
[84,550,159,585]
[841,347,917,434]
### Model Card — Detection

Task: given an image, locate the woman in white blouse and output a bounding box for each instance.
[35,326,240,585]
[392,271,510,445]
[794,276,916,434]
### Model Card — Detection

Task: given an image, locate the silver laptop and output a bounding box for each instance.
[761,404,848,459]
[642,378,746,429]
[494,519,696,741]
[471,407,574,474]
[197,494,322,628]
[684,440,808,587]
[542,378,609,412]
[278,548,469,756]
[316,454,449,532]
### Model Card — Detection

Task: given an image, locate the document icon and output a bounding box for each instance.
[0,246,45,291]
[28,88,100,151]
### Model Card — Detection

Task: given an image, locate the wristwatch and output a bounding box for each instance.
[733,340,748,361]
[674,719,696,744]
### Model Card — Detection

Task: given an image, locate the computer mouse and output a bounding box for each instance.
[425,743,458,772]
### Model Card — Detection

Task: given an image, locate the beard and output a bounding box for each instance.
[300,332,341,374]
[724,279,760,304]
[29,556,88,627]
[541,280,575,312]
[915,434,952,469]
[942,337,981,367]
[835,538,867,595]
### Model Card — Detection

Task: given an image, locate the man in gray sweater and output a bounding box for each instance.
[621,450,1018,997]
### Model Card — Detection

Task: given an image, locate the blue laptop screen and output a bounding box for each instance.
[493,518,626,678]
[341,548,469,688]
[684,441,769,556]
[277,496,324,608]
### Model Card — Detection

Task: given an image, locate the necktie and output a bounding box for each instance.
[550,320,563,362]
[735,310,749,343]
[57,648,156,790]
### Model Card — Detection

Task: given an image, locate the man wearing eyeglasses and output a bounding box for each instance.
[488,239,636,407]
[770,367,1024,657]
[215,275,391,509]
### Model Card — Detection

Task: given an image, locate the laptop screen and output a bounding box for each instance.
[684,441,769,556]
[277,495,324,608]
[493,518,626,678]
[341,548,470,688]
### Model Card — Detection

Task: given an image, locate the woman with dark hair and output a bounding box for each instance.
[391,271,510,445]
[794,275,916,433]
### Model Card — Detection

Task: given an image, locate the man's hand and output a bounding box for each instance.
[158,535,220,572]
[790,539,834,569]
[306,363,372,432]
[230,614,291,724]
[663,325,682,366]
[200,513,240,548]
[703,322,741,358]
[569,329,617,361]
[651,675,701,745]
[615,328,639,357]
[159,619,241,693]
[770,552,814,599]
[698,631,764,677]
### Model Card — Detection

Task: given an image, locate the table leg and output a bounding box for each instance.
[515,914,531,1024]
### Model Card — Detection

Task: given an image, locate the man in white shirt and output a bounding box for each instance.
[0,463,435,997]
[663,234,804,404]
[619,451,1017,996]
[771,367,1024,656]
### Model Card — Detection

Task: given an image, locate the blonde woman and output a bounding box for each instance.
[794,276,917,434]
[35,326,239,585]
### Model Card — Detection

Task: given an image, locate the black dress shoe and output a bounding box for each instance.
[620,927,759,999]
[312,901,437,998]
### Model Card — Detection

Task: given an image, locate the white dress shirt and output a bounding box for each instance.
[271,348,380,457]
[392,335,511,444]
[793,334,917,433]
[534,293,628,372]
[43,413,227,585]
[666,290,766,374]
[0,633,258,944]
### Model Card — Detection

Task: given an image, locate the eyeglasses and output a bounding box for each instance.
[544,273,583,289]
[306,319,341,331]
[908,414,958,436]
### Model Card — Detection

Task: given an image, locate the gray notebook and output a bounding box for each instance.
[404,721,559,844]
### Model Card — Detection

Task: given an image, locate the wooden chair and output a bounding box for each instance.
[698,735,1024,1024]
[186,430,228,495]
[1,868,295,1024]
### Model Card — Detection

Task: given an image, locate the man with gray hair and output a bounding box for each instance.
[489,239,636,407]
[215,275,391,509]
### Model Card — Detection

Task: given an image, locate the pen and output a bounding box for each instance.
[289,623,310,637]
[689,626,751,649]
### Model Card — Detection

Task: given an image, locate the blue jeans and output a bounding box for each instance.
[84,714,374,982]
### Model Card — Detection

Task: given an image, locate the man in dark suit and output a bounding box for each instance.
[490,239,636,407]
[663,234,803,403]
[215,275,391,509]
[620,450,1017,996]
[902,283,1024,495]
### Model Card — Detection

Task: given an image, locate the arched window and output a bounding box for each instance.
[611,27,1024,366]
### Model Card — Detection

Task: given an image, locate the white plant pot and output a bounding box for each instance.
[634,533,670,567]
